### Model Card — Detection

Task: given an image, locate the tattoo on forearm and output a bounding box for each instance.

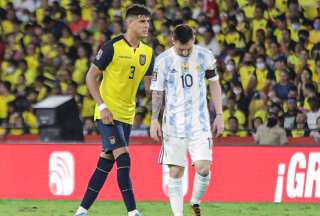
[151,91,164,120]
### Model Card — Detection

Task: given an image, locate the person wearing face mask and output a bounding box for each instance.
[310,17,320,44]
[222,59,237,86]
[235,10,250,42]
[254,55,274,92]
[255,112,288,145]
[198,28,221,56]
[289,18,307,42]
[212,24,225,44]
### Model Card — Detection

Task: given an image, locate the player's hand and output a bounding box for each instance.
[100,108,114,125]
[150,119,162,142]
[212,115,224,137]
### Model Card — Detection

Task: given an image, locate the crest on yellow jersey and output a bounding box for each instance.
[140,54,146,65]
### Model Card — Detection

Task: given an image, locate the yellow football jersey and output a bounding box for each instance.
[93,35,154,124]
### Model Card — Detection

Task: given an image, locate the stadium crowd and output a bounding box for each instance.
[1,0,320,141]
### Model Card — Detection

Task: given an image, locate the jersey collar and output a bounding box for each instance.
[123,35,140,49]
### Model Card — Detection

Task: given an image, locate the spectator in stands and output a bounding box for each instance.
[251,4,268,43]
[291,111,309,137]
[266,41,281,71]
[297,67,318,107]
[7,111,26,135]
[283,98,299,131]
[203,0,220,24]
[223,96,246,129]
[69,10,88,34]
[251,117,263,138]
[310,116,320,144]
[198,28,221,56]
[255,112,288,145]
[301,83,318,110]
[310,17,320,44]
[83,118,97,136]
[223,116,247,137]
[238,52,256,94]
[0,81,15,123]
[306,97,320,129]
[131,107,148,137]
[0,36,5,63]
[254,55,274,92]
[272,70,295,100]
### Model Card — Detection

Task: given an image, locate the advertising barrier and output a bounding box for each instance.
[0,144,319,202]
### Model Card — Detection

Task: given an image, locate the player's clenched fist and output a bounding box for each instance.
[100,108,114,125]
[150,119,162,142]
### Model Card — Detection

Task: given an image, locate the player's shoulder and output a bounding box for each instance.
[156,47,174,63]
[140,40,154,52]
[100,35,124,50]
[194,45,213,57]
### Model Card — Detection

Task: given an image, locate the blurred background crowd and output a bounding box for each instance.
[1,0,320,141]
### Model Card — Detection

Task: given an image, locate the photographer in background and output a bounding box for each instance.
[255,110,288,145]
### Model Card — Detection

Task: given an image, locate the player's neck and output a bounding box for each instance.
[124,32,140,48]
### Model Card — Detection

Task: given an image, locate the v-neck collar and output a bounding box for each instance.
[123,35,140,50]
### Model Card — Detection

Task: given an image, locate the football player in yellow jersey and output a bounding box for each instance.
[74,4,153,216]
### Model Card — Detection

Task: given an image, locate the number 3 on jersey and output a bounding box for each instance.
[181,74,193,88]
[129,66,135,79]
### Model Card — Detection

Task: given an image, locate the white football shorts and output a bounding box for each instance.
[159,134,213,167]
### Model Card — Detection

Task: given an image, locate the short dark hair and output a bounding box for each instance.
[173,24,194,44]
[125,4,151,18]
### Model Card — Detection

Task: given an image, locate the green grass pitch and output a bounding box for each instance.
[0,200,319,216]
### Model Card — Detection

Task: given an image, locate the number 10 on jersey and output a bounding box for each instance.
[180,74,193,88]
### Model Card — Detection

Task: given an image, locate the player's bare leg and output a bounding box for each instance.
[190,160,211,216]
[168,165,185,216]
[75,152,115,216]
[113,147,142,216]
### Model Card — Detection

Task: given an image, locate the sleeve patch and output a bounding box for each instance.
[152,71,157,81]
[96,49,103,60]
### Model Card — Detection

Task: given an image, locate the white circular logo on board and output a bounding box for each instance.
[49,152,74,196]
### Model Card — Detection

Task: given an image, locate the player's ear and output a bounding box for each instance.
[192,35,196,43]
[125,16,134,27]
[171,36,175,45]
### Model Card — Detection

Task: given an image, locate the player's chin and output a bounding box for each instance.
[140,31,149,38]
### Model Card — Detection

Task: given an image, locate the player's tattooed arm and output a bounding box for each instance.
[151,91,164,120]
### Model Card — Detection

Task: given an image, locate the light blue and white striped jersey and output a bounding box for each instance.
[150,45,219,138]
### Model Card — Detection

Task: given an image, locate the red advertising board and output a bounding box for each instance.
[0,144,320,202]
